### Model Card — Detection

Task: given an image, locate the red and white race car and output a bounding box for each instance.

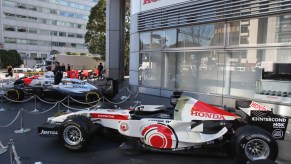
[38,94,288,163]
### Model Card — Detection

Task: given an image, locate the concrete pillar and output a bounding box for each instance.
[106,0,125,81]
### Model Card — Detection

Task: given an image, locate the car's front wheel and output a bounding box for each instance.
[232,125,278,164]
[59,116,94,151]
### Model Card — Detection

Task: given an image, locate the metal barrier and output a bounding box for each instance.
[0,139,21,164]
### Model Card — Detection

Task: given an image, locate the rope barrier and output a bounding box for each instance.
[0,141,8,149]
[10,140,21,164]
[118,86,127,92]
[36,95,59,104]
[0,111,20,128]
[69,96,102,105]
[0,139,21,164]
[60,102,92,111]
[103,93,132,105]
[24,103,59,114]
[3,95,35,103]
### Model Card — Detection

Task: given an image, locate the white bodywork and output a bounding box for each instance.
[48,98,233,149]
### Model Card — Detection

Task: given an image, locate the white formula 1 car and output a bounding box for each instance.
[38,94,288,163]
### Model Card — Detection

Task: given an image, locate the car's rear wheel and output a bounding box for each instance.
[232,125,278,164]
[6,88,24,101]
[85,91,101,106]
[59,116,94,151]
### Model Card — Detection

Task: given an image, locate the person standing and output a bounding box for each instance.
[67,64,71,71]
[97,63,104,79]
[61,63,66,72]
[53,62,63,84]
[7,65,13,77]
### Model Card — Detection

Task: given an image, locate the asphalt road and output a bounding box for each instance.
[0,83,290,164]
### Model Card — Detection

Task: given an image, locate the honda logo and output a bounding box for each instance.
[143,0,158,5]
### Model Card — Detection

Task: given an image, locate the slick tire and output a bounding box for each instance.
[59,116,94,151]
[6,88,24,101]
[232,125,278,164]
[85,91,101,106]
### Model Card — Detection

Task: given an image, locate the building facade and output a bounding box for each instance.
[0,0,97,62]
[130,0,291,116]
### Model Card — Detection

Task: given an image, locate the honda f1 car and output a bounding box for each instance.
[37,93,289,163]
[3,72,118,103]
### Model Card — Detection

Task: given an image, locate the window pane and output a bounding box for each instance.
[151,31,164,49]
[228,14,291,46]
[140,53,162,87]
[140,32,150,50]
[175,51,223,94]
[165,29,177,48]
[4,26,15,31]
[225,48,291,102]
[178,23,224,47]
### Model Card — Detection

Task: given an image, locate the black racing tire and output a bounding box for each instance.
[232,125,278,164]
[85,91,101,106]
[59,115,94,151]
[6,88,24,101]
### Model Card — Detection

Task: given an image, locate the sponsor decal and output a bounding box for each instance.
[273,123,286,129]
[142,124,176,149]
[272,129,284,139]
[250,101,269,111]
[252,117,287,122]
[120,122,129,132]
[90,113,129,120]
[40,130,58,135]
[191,111,225,120]
[143,0,158,5]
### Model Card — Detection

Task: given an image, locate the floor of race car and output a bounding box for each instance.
[0,81,290,164]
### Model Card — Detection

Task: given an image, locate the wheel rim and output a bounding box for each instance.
[7,90,19,100]
[244,139,270,161]
[63,125,82,146]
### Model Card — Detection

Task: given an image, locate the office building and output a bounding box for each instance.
[0,0,97,62]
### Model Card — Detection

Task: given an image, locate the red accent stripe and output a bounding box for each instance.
[90,113,129,120]
[192,101,237,116]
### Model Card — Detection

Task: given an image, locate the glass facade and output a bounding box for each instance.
[139,13,291,101]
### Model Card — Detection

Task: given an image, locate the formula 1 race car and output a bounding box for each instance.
[3,72,118,103]
[37,93,289,163]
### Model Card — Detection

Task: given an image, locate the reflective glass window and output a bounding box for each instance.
[139,53,162,87]
[18,27,27,33]
[4,26,15,31]
[140,32,151,50]
[59,32,66,37]
[151,31,164,49]
[178,23,224,47]
[165,30,177,48]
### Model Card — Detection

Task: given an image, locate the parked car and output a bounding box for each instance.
[38,93,288,163]
[3,72,117,103]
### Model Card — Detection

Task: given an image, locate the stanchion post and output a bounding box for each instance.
[31,95,39,113]
[14,108,31,134]
[66,96,71,113]
[0,90,6,112]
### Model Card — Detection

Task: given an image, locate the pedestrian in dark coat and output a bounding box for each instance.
[53,62,63,85]
[97,63,104,79]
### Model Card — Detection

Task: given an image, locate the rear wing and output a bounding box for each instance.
[238,101,289,140]
[239,101,271,116]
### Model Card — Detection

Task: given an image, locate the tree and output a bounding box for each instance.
[124,8,130,75]
[85,0,106,60]
[0,50,23,68]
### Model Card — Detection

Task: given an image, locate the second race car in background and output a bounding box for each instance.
[3,72,118,103]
